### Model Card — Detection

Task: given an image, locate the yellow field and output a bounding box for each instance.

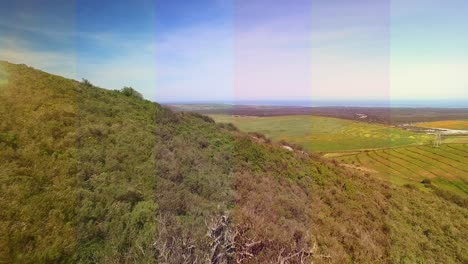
[415,120,468,130]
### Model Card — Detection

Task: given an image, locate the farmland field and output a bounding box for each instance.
[210,114,432,152]
[443,135,468,144]
[415,120,468,130]
[332,144,468,198]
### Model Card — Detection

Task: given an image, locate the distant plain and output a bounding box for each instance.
[210,114,432,152]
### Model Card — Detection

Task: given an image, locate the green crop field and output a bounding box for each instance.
[443,135,468,144]
[210,114,432,152]
[332,144,468,198]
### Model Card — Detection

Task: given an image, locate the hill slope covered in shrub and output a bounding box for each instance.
[0,61,466,263]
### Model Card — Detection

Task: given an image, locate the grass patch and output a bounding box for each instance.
[0,63,8,86]
[210,114,431,152]
[443,135,468,144]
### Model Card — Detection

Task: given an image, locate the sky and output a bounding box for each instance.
[0,0,467,103]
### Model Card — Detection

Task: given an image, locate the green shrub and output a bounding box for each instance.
[0,132,17,149]
[421,179,432,185]
[218,122,238,131]
[189,112,215,123]
[120,86,143,99]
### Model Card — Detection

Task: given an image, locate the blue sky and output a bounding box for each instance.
[0,0,466,102]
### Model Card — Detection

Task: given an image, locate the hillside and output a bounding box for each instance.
[0,61,467,263]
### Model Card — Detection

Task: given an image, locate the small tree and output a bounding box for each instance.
[120,86,143,99]
[81,78,92,87]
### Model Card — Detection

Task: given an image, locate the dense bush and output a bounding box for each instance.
[217,122,239,131]
[120,86,143,99]
[421,178,432,185]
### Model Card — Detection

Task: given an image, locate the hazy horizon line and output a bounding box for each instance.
[160,98,468,109]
